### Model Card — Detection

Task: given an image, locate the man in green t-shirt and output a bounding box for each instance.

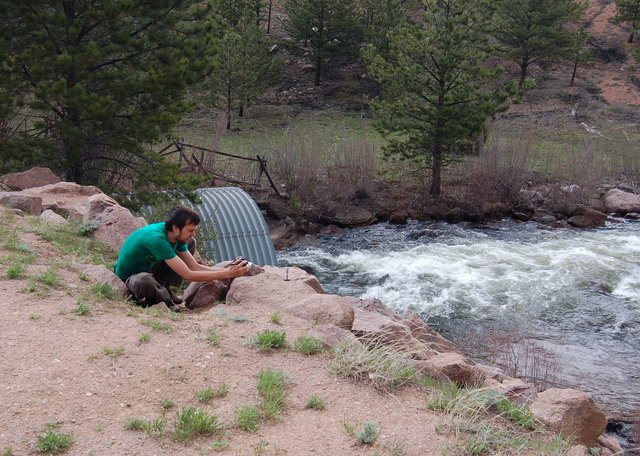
[115,205,249,311]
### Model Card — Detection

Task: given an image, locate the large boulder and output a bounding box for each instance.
[351,308,412,342]
[603,188,640,215]
[0,193,42,215]
[0,167,60,190]
[484,376,538,406]
[528,388,607,446]
[226,270,355,329]
[22,182,102,220]
[83,194,146,252]
[307,324,361,349]
[70,263,128,297]
[40,209,68,224]
[331,204,375,227]
[415,352,477,385]
[401,311,459,353]
[262,265,326,293]
[183,280,229,309]
[568,205,607,228]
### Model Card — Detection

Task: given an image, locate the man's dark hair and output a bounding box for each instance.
[165,205,201,231]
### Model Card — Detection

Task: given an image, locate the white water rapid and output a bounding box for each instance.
[279,220,640,419]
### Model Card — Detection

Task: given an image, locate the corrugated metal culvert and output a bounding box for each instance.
[195,187,277,266]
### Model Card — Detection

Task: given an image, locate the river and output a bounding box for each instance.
[278,219,640,421]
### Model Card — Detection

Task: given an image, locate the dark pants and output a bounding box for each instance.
[124,238,196,306]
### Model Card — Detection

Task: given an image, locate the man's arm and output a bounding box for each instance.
[165,254,248,282]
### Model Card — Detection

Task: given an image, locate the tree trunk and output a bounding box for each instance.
[518,60,528,94]
[239,105,244,118]
[570,53,578,87]
[315,55,321,86]
[267,0,272,34]
[430,142,443,196]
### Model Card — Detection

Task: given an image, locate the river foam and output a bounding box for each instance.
[280,220,640,418]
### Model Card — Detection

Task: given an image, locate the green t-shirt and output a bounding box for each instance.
[114,222,188,280]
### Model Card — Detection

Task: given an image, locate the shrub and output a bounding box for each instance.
[356,422,379,445]
[329,340,418,391]
[35,428,73,454]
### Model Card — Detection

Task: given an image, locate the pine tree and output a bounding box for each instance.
[206,1,281,129]
[356,0,416,57]
[366,0,508,196]
[0,1,215,186]
[492,0,584,93]
[285,0,361,86]
[613,0,640,43]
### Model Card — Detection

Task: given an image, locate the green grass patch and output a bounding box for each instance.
[204,326,220,346]
[140,318,173,333]
[173,407,223,443]
[6,263,26,279]
[160,398,176,411]
[103,346,125,359]
[269,311,283,324]
[27,219,116,267]
[305,394,326,410]
[234,405,260,432]
[257,368,287,420]
[124,417,166,437]
[197,387,215,404]
[138,333,151,344]
[74,300,92,316]
[35,426,73,454]
[294,335,324,355]
[496,398,536,429]
[91,283,116,301]
[252,329,286,351]
[35,268,62,287]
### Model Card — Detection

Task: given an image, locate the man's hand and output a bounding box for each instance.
[227,259,249,277]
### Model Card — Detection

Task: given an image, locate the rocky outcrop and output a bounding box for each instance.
[226,272,355,329]
[529,388,607,446]
[568,205,607,228]
[0,166,60,190]
[0,194,42,215]
[83,193,146,252]
[330,204,375,227]
[40,209,68,224]
[21,181,102,220]
[70,263,128,297]
[184,280,229,309]
[603,188,640,215]
[415,352,477,385]
[262,265,326,293]
[307,324,361,348]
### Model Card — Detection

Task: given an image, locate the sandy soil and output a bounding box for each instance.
[0,211,454,456]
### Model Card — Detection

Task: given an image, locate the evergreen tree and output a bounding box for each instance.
[285,0,361,86]
[366,0,508,196]
[356,0,416,57]
[613,0,640,43]
[0,1,215,186]
[205,19,280,130]
[492,0,583,93]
